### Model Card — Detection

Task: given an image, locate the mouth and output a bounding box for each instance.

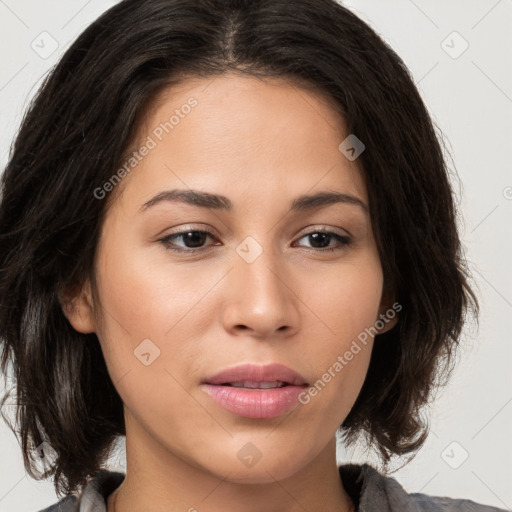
[200,363,309,419]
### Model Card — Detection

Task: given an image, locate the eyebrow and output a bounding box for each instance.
[139,189,368,213]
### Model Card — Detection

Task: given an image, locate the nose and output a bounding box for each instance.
[220,247,300,339]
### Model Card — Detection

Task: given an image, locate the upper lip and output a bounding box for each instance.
[202,363,308,386]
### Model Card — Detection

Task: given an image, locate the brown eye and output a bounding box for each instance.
[159,230,216,253]
[295,230,353,252]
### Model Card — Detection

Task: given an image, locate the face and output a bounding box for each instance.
[65,72,396,484]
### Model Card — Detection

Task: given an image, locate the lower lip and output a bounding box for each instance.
[201,384,307,419]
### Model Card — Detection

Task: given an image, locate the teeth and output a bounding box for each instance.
[229,380,287,389]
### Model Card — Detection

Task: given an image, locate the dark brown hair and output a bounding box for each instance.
[0,0,478,497]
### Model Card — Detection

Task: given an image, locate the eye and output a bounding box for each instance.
[159,229,218,253]
[158,227,353,254]
[294,228,353,253]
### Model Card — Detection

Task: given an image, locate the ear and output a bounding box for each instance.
[375,288,400,335]
[58,280,96,334]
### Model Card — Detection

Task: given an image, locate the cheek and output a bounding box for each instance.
[92,244,211,425]
[297,254,382,405]
[302,252,383,340]
[92,234,226,406]
[94,235,202,339]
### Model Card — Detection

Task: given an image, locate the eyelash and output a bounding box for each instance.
[158,228,353,254]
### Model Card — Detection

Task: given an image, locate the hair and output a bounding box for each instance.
[0,0,478,498]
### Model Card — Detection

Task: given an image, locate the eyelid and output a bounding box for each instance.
[160,224,219,239]
[160,224,350,241]
[296,224,351,238]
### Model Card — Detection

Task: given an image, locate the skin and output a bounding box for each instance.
[62,71,398,512]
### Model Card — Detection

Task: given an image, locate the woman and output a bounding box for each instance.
[0,0,505,511]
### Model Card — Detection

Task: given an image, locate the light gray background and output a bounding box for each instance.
[1,0,511,510]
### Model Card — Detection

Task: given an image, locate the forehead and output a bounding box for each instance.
[110,72,367,213]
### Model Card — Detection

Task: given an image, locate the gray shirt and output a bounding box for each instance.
[38,463,509,512]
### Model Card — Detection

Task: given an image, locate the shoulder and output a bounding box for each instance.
[37,495,77,512]
[409,492,508,512]
[36,470,125,512]
[339,463,508,512]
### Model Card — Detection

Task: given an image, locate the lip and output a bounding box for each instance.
[201,363,309,419]
[202,362,308,386]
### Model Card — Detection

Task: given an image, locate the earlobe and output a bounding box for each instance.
[58,280,96,334]
[375,310,399,334]
[376,293,400,334]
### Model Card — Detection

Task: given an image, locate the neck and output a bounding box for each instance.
[111,413,355,512]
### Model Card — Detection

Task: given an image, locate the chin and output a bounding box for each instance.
[200,445,307,484]
[214,465,298,485]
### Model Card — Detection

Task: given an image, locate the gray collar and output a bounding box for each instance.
[340,463,507,512]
